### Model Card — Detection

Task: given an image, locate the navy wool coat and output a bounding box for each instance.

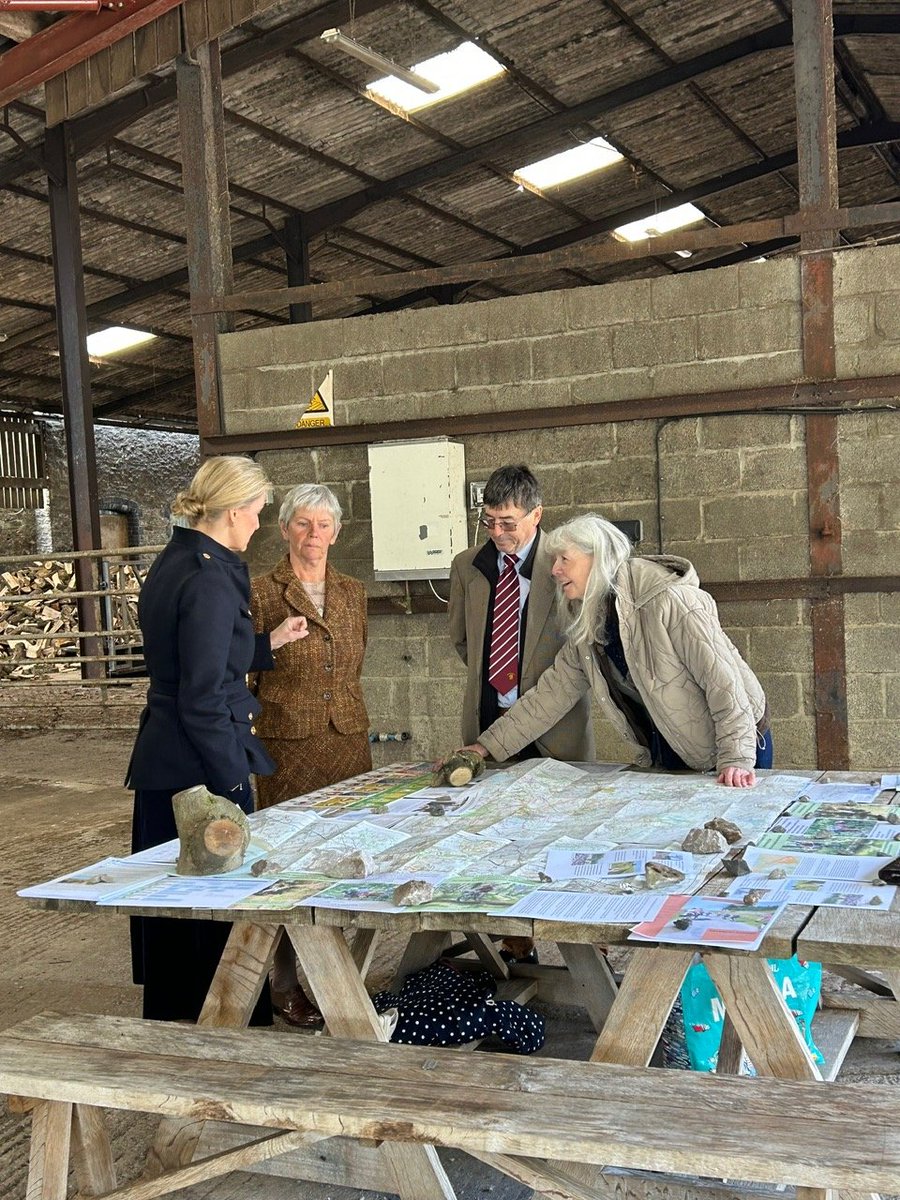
[128,525,276,798]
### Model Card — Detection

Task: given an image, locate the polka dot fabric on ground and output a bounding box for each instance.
[372,960,545,1054]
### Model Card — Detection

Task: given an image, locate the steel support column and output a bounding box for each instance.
[45,121,103,681]
[794,0,849,770]
[176,41,233,442]
[284,214,312,324]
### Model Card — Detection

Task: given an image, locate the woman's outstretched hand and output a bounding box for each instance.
[717,766,756,788]
[433,744,488,771]
[270,615,309,650]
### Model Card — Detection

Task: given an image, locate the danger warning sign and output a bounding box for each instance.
[296,369,334,428]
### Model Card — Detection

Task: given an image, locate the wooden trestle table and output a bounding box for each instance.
[22,767,900,1200]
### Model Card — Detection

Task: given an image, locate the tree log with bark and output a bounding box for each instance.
[173,784,250,875]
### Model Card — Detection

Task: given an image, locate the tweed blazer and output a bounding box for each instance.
[448,528,594,761]
[251,557,370,740]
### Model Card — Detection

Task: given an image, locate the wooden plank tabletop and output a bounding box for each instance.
[19,766,900,964]
[797,903,900,968]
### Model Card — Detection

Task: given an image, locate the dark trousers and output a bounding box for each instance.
[130,783,272,1025]
[650,728,774,772]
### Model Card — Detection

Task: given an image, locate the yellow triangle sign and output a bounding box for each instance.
[296,369,334,428]
[305,390,329,414]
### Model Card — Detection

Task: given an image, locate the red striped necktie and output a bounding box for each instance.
[488,553,521,693]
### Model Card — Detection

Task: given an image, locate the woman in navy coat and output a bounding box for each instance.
[128,456,308,1022]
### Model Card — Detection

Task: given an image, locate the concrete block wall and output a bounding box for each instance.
[221,246,900,769]
[221,257,805,435]
[834,245,900,378]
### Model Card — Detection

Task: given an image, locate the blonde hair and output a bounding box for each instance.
[171,456,271,525]
[544,514,633,646]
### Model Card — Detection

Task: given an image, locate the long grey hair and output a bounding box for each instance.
[544,514,633,646]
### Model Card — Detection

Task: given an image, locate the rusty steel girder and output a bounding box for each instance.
[0,0,183,108]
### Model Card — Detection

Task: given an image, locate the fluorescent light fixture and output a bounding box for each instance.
[514,137,623,189]
[366,41,505,113]
[321,28,439,93]
[85,326,156,357]
[613,202,707,242]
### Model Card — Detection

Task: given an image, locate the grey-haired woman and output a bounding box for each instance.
[457,513,772,787]
[251,483,371,1023]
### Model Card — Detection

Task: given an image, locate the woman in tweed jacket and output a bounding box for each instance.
[252,483,371,1023]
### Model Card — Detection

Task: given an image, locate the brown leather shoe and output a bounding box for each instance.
[273,990,323,1028]
[499,937,538,965]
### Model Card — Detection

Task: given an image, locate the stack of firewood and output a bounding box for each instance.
[0,560,141,679]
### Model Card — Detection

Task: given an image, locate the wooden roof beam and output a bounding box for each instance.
[301,22,794,237]
[519,120,900,257]
[4,116,895,359]
[0,231,277,356]
[199,200,900,314]
[299,16,899,238]
[93,369,195,418]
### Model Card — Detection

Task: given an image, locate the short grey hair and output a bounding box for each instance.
[278,483,342,527]
[545,514,633,646]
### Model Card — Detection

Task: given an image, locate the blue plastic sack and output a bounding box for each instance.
[676,955,823,1072]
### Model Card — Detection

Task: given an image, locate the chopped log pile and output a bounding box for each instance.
[0,560,141,679]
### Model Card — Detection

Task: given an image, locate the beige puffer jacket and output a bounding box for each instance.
[478,555,767,773]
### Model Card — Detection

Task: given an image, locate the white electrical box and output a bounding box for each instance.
[368,438,467,580]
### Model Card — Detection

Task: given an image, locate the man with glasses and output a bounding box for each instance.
[449,464,594,765]
[449,465,594,964]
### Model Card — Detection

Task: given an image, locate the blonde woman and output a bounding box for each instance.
[127,456,308,1022]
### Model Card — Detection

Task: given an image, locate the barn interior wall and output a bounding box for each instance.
[220,246,900,769]
[0,423,200,561]
[0,425,200,734]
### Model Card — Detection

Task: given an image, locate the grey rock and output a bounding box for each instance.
[705,816,742,844]
[644,861,686,888]
[393,879,435,906]
[681,826,728,854]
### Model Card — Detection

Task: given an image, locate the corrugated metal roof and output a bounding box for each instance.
[0,0,898,429]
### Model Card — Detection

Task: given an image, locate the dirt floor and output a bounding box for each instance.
[1,730,898,1199]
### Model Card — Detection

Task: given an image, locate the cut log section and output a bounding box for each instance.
[435,750,486,788]
[173,785,250,875]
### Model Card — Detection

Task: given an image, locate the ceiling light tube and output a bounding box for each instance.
[321,28,440,93]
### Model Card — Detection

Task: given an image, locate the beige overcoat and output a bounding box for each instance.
[478,555,766,773]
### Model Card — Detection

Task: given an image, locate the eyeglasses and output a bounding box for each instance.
[479,510,534,533]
